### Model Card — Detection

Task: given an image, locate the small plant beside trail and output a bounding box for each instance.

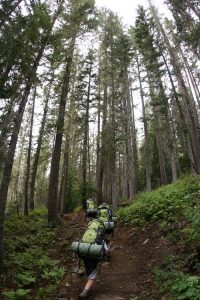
[0,210,67,300]
[117,175,200,299]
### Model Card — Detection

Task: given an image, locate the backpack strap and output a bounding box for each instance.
[77,241,81,256]
[96,218,106,232]
[87,243,93,256]
[99,205,109,210]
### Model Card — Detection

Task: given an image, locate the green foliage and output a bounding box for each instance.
[187,210,200,242]
[16,272,36,286]
[42,267,65,284]
[2,289,31,300]
[1,210,65,299]
[35,285,57,300]
[118,175,200,300]
[155,269,200,300]
[119,175,200,300]
[74,206,82,213]
[117,175,200,226]
[65,176,96,212]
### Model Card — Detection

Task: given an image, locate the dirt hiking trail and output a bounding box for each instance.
[55,211,176,300]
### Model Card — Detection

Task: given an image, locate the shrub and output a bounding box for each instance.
[117,175,200,226]
[155,269,200,300]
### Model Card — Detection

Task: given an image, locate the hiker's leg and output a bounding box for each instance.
[80,259,98,298]
[104,238,111,259]
[79,278,96,298]
[85,278,95,290]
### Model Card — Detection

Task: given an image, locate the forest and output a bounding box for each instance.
[0,0,200,299]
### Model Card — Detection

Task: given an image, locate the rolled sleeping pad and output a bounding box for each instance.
[71,241,103,259]
[103,221,114,232]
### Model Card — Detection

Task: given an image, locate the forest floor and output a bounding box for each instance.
[54,211,177,300]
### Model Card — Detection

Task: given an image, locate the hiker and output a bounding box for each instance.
[97,202,113,222]
[84,198,97,220]
[71,218,109,298]
[96,202,115,256]
[79,242,109,298]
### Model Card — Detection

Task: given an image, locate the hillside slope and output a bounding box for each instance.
[57,175,200,300]
[56,213,177,300]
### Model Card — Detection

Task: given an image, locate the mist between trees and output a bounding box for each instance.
[0,0,200,267]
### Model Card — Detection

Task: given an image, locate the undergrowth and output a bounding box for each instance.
[117,175,200,299]
[0,210,66,300]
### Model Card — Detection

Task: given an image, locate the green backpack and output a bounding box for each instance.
[82,219,105,244]
[86,199,96,209]
[97,204,110,222]
[71,219,105,259]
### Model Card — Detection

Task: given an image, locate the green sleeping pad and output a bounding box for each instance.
[71,241,103,259]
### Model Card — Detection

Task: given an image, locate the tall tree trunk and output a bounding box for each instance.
[58,96,73,214]
[29,73,54,210]
[135,55,152,191]
[161,54,179,181]
[122,70,138,199]
[110,90,116,208]
[0,42,45,269]
[152,8,200,174]
[147,71,167,185]
[58,132,70,214]
[0,97,15,173]
[130,83,139,195]
[0,1,63,268]
[47,36,76,224]
[88,140,91,183]
[96,85,107,204]
[179,46,200,108]
[110,32,117,209]
[96,83,101,203]
[122,150,128,199]
[11,127,27,217]
[81,60,92,203]
[24,86,36,215]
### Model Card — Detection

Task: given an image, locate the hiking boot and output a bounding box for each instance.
[105,250,111,259]
[78,289,89,298]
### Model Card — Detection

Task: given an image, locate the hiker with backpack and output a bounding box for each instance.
[85,198,97,219]
[96,202,115,258]
[97,202,114,233]
[71,218,109,298]
[97,202,113,221]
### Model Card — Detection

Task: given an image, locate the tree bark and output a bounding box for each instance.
[152,8,200,174]
[81,60,92,202]
[29,74,53,210]
[96,84,107,204]
[24,86,36,215]
[47,36,76,224]
[179,46,200,108]
[135,54,152,190]
[0,32,51,269]
[122,70,138,199]
[147,71,167,185]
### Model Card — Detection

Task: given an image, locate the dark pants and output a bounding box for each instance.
[83,257,99,277]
